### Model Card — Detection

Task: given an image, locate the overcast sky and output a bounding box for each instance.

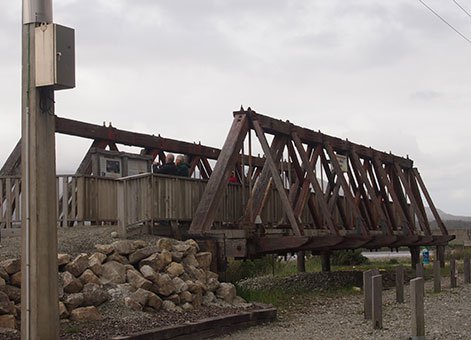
[1,0,471,216]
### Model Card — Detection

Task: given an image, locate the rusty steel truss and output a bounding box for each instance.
[188,107,453,256]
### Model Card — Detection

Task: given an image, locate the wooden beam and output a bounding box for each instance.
[413,168,448,236]
[242,135,287,224]
[324,144,369,236]
[0,139,22,176]
[291,132,339,236]
[189,113,249,235]
[252,119,302,236]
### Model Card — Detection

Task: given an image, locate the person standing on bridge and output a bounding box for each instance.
[175,154,189,177]
[153,153,177,175]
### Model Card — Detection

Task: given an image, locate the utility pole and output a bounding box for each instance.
[21,1,59,339]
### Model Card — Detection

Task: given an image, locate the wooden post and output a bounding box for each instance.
[410,277,425,339]
[450,257,457,288]
[117,180,127,238]
[372,274,382,330]
[21,4,60,339]
[321,252,331,272]
[395,265,404,303]
[433,260,441,293]
[416,263,424,278]
[363,270,373,320]
[410,246,420,270]
[464,256,471,284]
[436,245,445,268]
[296,251,306,273]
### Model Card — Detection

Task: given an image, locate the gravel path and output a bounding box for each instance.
[218,278,471,340]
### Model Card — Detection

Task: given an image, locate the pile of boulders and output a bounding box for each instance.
[0,238,246,330]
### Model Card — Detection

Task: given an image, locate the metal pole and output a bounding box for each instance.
[21,1,59,339]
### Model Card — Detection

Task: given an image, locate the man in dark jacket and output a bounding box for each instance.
[175,154,189,177]
[153,153,177,175]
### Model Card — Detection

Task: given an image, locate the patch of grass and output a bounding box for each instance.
[237,284,362,310]
[64,326,80,334]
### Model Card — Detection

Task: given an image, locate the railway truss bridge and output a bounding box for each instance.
[0,107,454,271]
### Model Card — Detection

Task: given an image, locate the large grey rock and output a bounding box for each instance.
[202,291,216,305]
[129,246,158,264]
[62,271,84,294]
[0,314,16,329]
[111,240,138,255]
[216,282,236,303]
[196,252,212,270]
[70,306,104,321]
[65,254,89,277]
[59,301,69,319]
[154,273,175,296]
[166,294,180,305]
[129,288,149,307]
[95,244,114,255]
[184,239,200,254]
[171,251,184,262]
[139,253,166,272]
[0,267,8,281]
[64,293,84,310]
[106,252,129,265]
[147,291,162,310]
[127,269,153,291]
[185,265,206,283]
[140,265,158,282]
[172,243,191,254]
[79,269,101,285]
[0,278,5,287]
[10,272,21,288]
[133,239,148,249]
[88,252,107,276]
[172,277,188,294]
[160,250,173,266]
[82,283,110,306]
[1,259,20,275]
[57,253,72,267]
[161,300,177,312]
[101,261,127,284]
[156,238,176,252]
[0,291,14,315]
[166,262,184,278]
[180,291,193,303]
[206,278,220,292]
[0,285,20,304]
[182,254,199,267]
[182,302,193,311]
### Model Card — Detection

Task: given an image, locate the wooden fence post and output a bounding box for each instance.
[464,256,470,284]
[297,251,306,273]
[433,260,441,293]
[416,262,424,278]
[117,180,127,238]
[363,270,373,320]
[396,266,404,303]
[372,274,382,330]
[450,258,457,288]
[410,277,425,339]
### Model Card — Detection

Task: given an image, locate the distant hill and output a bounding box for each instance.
[425,207,471,222]
[425,207,471,229]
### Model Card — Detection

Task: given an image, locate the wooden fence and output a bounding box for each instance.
[2,173,413,237]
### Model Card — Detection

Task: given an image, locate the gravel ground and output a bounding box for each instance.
[2,228,470,339]
[218,277,471,340]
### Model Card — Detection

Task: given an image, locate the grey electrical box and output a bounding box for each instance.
[35,23,75,90]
